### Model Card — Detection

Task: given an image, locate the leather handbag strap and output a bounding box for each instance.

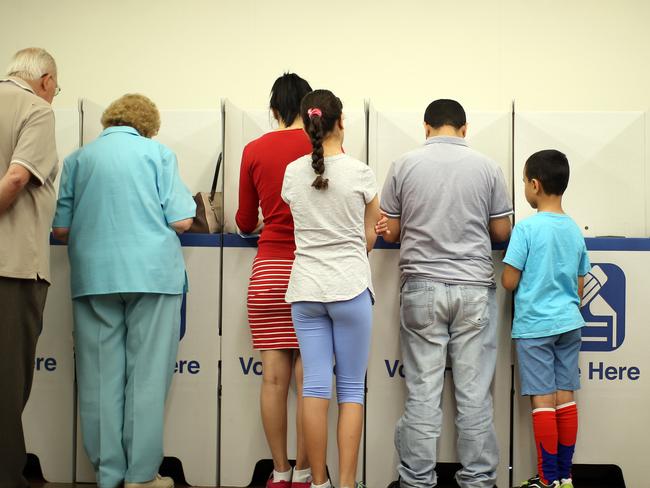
[209,152,222,201]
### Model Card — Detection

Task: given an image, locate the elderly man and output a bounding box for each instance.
[0,47,59,488]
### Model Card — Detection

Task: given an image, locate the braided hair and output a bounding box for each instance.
[300,89,343,190]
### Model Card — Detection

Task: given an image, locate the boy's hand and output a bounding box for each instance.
[375,211,390,236]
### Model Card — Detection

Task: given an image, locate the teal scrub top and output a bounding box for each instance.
[53,126,196,298]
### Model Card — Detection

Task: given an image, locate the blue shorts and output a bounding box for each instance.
[515,328,582,396]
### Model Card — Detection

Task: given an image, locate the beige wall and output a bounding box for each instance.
[2,0,650,112]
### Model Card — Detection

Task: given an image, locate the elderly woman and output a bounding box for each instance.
[53,94,195,488]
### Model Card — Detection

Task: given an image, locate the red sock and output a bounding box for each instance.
[532,408,558,484]
[556,402,578,480]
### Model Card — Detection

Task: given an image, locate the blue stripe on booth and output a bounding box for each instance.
[50,233,222,247]
[51,233,650,251]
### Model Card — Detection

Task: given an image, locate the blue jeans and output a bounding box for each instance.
[291,289,372,404]
[395,280,499,488]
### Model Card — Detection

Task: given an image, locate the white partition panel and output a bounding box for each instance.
[220,103,297,483]
[156,110,222,193]
[220,239,273,486]
[646,121,650,237]
[75,101,221,486]
[23,243,75,483]
[221,100,367,485]
[22,108,80,483]
[223,101,367,233]
[366,250,512,488]
[76,238,221,487]
[222,102,265,233]
[220,236,365,486]
[365,106,512,488]
[513,241,650,487]
[514,112,646,236]
[368,106,512,198]
[80,99,104,146]
[165,239,220,487]
[80,99,222,194]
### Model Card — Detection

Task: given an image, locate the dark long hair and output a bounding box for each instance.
[269,73,312,127]
[300,89,343,190]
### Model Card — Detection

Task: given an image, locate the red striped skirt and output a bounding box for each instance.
[247,257,299,350]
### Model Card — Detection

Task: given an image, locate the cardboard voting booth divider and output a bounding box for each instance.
[22,108,80,483]
[73,100,221,486]
[512,240,650,488]
[367,248,513,488]
[513,111,647,236]
[367,106,513,198]
[221,100,367,233]
[21,99,650,487]
[220,101,366,486]
[365,106,513,488]
[512,110,649,487]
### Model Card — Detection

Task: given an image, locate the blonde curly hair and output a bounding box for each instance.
[101,94,160,138]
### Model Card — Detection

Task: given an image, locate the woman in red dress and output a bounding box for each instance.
[236,73,313,488]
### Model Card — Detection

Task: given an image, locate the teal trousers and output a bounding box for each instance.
[73,293,182,488]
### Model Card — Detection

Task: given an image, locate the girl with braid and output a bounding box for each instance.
[281,89,382,488]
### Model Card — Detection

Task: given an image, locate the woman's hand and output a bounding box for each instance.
[170,218,194,234]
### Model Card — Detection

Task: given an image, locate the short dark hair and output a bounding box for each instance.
[424,99,466,129]
[524,149,570,195]
[269,73,312,126]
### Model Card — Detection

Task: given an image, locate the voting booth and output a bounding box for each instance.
[512,111,650,488]
[220,101,367,485]
[365,105,513,488]
[512,240,650,488]
[22,108,80,483]
[513,111,647,236]
[20,97,650,488]
[72,100,222,486]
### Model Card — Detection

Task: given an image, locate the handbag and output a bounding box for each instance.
[188,153,223,233]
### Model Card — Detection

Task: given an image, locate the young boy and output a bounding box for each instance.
[502,150,591,488]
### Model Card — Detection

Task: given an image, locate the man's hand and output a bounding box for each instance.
[375,210,390,236]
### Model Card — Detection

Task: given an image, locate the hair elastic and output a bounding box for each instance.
[307,108,322,118]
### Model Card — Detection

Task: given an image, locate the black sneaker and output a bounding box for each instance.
[515,475,559,488]
[386,481,400,488]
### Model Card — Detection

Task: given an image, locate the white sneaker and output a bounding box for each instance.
[124,473,174,488]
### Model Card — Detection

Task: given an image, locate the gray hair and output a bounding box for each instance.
[6,48,57,80]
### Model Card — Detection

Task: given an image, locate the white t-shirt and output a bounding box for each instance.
[281,153,377,303]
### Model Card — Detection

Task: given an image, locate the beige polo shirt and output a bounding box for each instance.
[0,77,58,283]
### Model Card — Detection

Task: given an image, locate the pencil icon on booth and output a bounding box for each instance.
[580,264,625,351]
[581,265,608,307]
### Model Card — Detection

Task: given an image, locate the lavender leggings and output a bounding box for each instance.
[291,289,372,405]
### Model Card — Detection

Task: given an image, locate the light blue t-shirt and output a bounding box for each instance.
[53,126,196,298]
[503,212,591,339]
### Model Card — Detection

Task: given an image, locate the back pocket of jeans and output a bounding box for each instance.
[460,286,489,328]
[400,288,433,330]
